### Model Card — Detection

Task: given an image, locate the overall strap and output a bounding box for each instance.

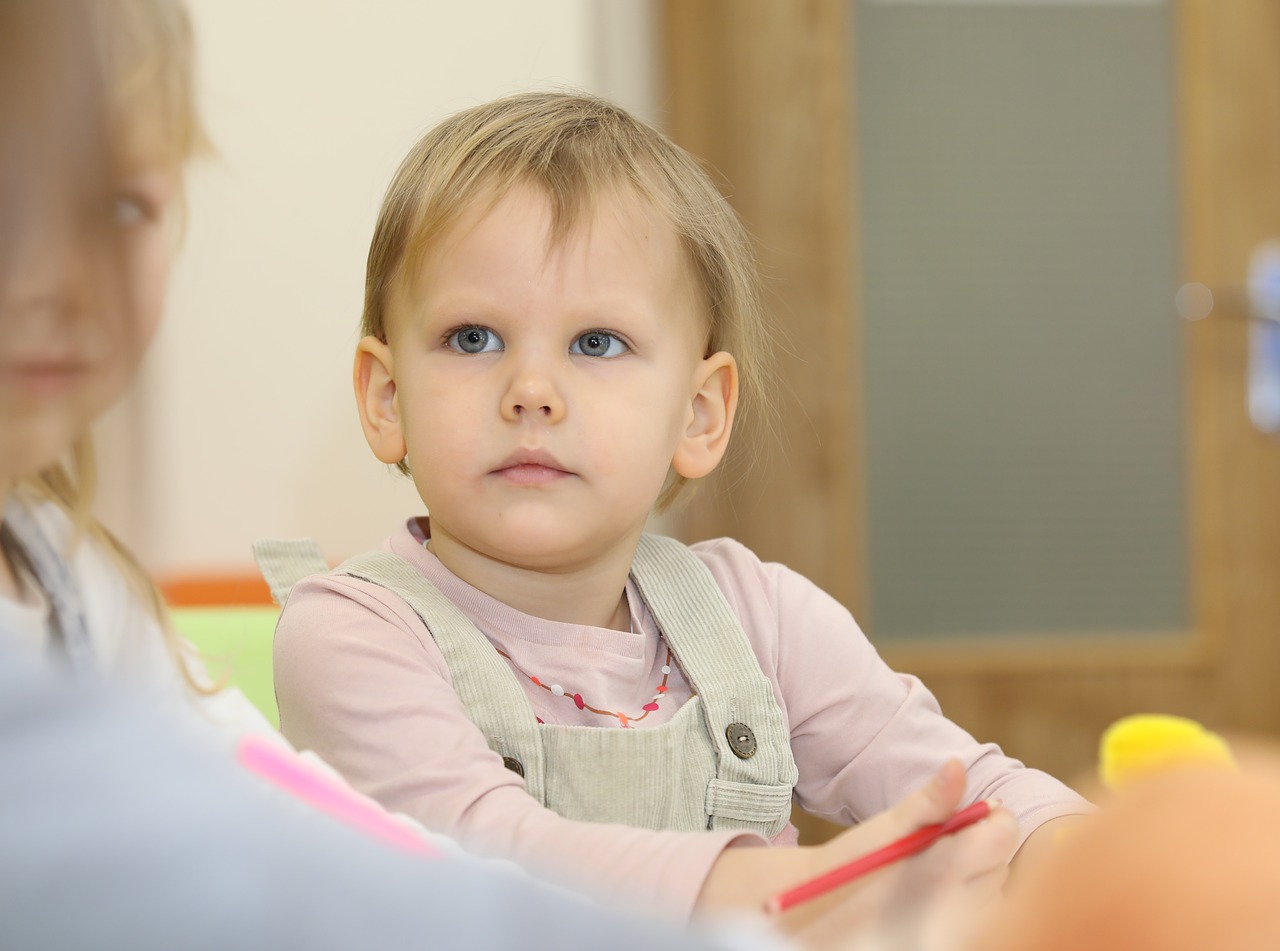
[335,551,547,801]
[252,538,331,606]
[630,535,798,836]
[2,503,97,676]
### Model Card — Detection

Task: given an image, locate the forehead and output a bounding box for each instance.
[431,171,663,243]
[402,181,703,303]
[110,87,190,170]
[465,181,676,256]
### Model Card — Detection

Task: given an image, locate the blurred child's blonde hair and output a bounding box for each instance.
[363,90,774,511]
[102,0,207,166]
[15,0,209,685]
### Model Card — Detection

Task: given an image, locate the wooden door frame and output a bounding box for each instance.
[662,0,864,612]
[661,0,1280,786]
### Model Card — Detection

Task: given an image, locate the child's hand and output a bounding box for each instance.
[812,758,1016,896]
[697,760,1018,951]
[783,760,1017,950]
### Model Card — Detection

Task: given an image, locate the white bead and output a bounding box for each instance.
[661,665,671,675]
[550,684,565,697]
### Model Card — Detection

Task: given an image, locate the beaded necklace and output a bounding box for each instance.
[495,629,674,729]
[426,536,674,728]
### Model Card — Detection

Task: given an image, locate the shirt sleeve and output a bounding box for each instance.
[696,539,1091,845]
[273,573,765,921]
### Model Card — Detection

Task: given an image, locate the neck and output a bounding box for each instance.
[426,524,639,631]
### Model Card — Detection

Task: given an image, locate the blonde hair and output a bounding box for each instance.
[102,0,207,166]
[9,0,208,686]
[363,90,775,510]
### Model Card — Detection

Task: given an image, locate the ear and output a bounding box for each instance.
[672,351,738,480]
[353,336,407,465]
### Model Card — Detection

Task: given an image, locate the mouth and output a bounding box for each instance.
[0,359,91,396]
[492,448,574,485]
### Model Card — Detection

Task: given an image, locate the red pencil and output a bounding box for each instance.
[763,800,994,915]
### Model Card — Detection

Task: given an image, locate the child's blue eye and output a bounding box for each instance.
[570,331,628,358]
[447,326,503,354]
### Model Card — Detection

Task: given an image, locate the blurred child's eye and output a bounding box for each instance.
[570,331,628,358]
[446,326,503,354]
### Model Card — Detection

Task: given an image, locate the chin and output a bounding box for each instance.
[478,525,604,571]
[488,535,580,567]
[1,420,82,485]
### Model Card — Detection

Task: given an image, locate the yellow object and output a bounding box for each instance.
[1099,714,1234,791]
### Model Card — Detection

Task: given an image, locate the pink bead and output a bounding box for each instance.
[573,694,585,710]
[643,702,659,711]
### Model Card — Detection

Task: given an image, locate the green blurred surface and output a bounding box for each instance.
[172,606,280,728]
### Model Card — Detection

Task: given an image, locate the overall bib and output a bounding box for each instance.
[257,533,798,838]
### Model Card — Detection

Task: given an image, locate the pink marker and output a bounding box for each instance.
[237,735,437,857]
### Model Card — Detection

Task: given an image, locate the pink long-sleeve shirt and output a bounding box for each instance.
[274,518,1087,920]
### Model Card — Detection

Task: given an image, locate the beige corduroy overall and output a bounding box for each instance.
[256,533,798,838]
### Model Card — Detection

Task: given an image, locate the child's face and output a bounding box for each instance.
[365,183,734,570]
[0,140,177,490]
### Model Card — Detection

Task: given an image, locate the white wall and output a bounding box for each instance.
[95,0,659,575]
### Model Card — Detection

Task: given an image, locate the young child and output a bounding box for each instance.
[269,91,1088,921]
[0,0,278,749]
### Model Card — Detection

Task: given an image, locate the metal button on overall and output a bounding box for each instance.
[725,723,757,759]
[502,756,525,777]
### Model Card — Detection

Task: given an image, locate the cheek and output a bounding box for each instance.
[126,233,170,349]
[89,235,169,408]
[399,378,480,459]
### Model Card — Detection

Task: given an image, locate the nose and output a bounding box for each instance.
[4,213,89,321]
[500,356,566,424]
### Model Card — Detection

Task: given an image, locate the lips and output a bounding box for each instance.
[492,447,573,485]
[0,358,92,396]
